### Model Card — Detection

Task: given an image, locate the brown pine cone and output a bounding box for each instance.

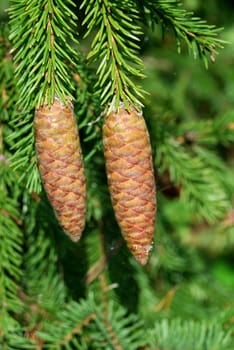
[103,105,156,265]
[34,97,86,242]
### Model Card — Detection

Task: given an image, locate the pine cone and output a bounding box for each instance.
[34,97,86,242]
[103,106,156,265]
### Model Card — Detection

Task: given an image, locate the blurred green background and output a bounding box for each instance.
[142,0,234,291]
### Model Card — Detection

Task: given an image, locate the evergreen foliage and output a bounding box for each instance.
[139,0,225,66]
[0,0,234,349]
[81,0,146,110]
[149,318,233,350]
[9,0,79,109]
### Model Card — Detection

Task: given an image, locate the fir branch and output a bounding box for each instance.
[9,0,79,109]
[81,0,146,110]
[139,0,225,67]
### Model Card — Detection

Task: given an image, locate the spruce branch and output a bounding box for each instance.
[3,331,36,349]
[81,0,146,110]
[148,318,233,350]
[0,191,24,338]
[89,299,146,350]
[1,25,40,192]
[155,138,230,222]
[22,197,67,306]
[7,0,81,192]
[177,112,234,147]
[9,0,79,109]
[0,199,23,305]
[37,296,97,348]
[0,29,24,335]
[73,60,103,163]
[185,216,234,255]
[140,0,225,67]
[7,110,41,193]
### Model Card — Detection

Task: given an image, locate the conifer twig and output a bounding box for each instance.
[81,0,145,110]
[139,0,226,66]
[9,0,79,109]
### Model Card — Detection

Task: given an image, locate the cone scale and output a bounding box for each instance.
[103,106,156,265]
[34,97,86,242]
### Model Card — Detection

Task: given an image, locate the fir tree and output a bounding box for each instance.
[0,0,234,349]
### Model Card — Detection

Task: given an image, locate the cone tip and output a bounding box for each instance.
[68,233,82,243]
[131,242,153,266]
[135,254,149,266]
